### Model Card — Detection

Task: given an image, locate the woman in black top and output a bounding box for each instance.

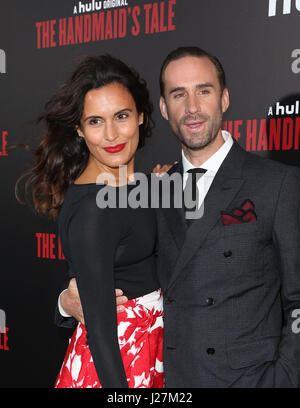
[20,55,164,388]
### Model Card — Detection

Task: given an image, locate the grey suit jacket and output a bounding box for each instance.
[156,140,300,388]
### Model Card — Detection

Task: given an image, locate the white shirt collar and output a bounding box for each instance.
[182,130,233,174]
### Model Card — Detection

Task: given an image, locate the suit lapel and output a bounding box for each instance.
[160,161,187,250]
[166,141,247,291]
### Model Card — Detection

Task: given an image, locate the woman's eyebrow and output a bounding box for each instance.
[83,108,133,122]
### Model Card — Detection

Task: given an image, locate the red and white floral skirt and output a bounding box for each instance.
[54,289,164,388]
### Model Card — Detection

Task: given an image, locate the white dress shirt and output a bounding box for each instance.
[182,130,233,209]
[58,131,234,317]
[58,289,71,317]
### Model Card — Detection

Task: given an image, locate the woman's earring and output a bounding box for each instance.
[139,113,144,126]
[76,127,85,138]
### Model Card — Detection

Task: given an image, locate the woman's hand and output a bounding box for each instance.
[152,161,178,177]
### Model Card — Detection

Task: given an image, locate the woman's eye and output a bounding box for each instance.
[89,118,101,125]
[117,113,129,120]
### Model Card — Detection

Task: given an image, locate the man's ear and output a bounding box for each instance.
[159,96,169,121]
[221,88,230,114]
[76,125,84,138]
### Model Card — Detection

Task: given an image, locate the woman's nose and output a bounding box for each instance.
[104,122,118,142]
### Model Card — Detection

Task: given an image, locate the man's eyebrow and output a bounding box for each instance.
[196,83,214,89]
[169,86,185,95]
[168,83,215,95]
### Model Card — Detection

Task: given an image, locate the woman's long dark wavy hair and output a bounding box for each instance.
[16,55,154,220]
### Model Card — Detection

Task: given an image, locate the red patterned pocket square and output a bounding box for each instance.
[221,200,257,226]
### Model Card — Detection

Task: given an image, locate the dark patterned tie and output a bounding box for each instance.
[184,168,207,226]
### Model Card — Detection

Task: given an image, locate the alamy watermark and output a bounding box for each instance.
[0,49,6,74]
[0,309,6,334]
[292,309,300,333]
[95,166,211,220]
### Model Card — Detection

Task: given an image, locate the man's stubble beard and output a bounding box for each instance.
[171,105,223,152]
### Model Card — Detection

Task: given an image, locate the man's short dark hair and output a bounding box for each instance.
[159,46,227,97]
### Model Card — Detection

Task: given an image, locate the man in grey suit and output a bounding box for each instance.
[58,47,300,387]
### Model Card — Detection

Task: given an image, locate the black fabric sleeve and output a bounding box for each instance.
[66,192,128,388]
[54,280,77,329]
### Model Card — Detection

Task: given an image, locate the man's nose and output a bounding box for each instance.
[185,94,200,114]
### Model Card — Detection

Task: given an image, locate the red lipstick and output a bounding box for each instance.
[104,143,126,153]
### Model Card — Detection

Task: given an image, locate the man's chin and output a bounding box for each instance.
[182,138,211,151]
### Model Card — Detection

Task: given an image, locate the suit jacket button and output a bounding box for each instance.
[165,297,175,304]
[206,298,214,306]
[207,348,215,355]
[224,250,232,258]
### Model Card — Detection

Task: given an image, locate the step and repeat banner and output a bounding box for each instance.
[0,0,299,387]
